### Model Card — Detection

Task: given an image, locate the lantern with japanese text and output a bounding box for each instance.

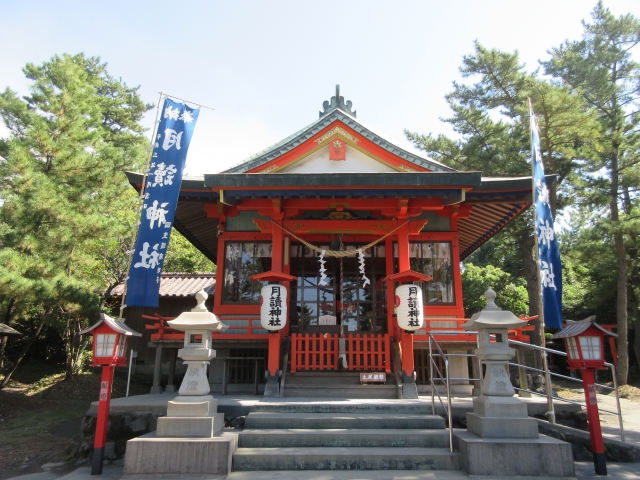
[551,316,615,371]
[395,284,424,331]
[260,284,287,331]
[79,314,141,475]
[551,316,617,476]
[80,313,142,367]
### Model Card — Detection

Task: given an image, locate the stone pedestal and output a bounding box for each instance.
[124,432,238,475]
[453,431,575,477]
[456,289,574,477]
[466,395,538,439]
[156,395,224,438]
[124,290,233,475]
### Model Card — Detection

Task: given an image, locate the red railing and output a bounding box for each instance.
[213,315,269,339]
[143,313,183,341]
[290,333,390,373]
[345,334,391,373]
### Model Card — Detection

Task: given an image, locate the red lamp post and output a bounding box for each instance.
[80,313,141,475]
[551,316,617,476]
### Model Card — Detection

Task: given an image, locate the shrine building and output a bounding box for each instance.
[125,88,534,398]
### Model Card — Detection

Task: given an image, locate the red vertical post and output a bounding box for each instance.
[401,332,415,378]
[397,221,415,380]
[267,332,281,377]
[91,365,114,475]
[581,369,607,475]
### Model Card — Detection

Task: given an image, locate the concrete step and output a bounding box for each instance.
[227,471,469,480]
[238,428,450,448]
[284,385,398,399]
[244,413,446,430]
[232,446,461,471]
[253,399,433,415]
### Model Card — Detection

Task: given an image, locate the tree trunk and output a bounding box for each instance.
[0,337,7,372]
[0,315,46,389]
[0,298,17,373]
[610,147,628,385]
[521,233,545,370]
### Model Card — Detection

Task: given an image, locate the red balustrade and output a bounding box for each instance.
[143,313,183,342]
[290,333,390,373]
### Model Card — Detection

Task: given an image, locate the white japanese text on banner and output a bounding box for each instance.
[530,105,563,329]
[126,98,200,307]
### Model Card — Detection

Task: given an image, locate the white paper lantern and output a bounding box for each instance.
[260,284,287,331]
[395,284,424,331]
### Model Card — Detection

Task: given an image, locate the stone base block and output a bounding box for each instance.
[166,395,217,417]
[453,430,575,477]
[467,412,538,439]
[124,431,237,475]
[263,379,280,397]
[156,413,224,438]
[473,394,529,418]
[402,383,419,399]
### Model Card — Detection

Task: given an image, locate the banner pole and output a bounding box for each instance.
[118,92,166,319]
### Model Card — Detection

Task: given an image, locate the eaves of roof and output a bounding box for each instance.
[221,109,455,174]
[204,172,481,189]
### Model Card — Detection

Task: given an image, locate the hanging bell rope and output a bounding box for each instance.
[271,220,409,257]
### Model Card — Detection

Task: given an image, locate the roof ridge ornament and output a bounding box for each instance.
[319,84,357,118]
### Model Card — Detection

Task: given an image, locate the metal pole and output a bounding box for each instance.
[92,366,114,475]
[445,359,453,453]
[126,350,135,398]
[607,362,625,443]
[429,335,435,415]
[542,351,555,424]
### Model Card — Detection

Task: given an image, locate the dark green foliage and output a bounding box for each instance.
[163,230,216,273]
[0,53,152,384]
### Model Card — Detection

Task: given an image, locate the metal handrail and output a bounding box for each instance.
[427,332,453,453]
[423,330,625,443]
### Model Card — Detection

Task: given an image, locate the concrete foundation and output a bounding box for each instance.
[124,431,238,475]
[156,413,224,437]
[453,430,575,477]
[466,394,539,439]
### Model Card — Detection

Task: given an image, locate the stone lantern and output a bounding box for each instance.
[461,288,537,439]
[155,290,228,438]
[453,288,574,478]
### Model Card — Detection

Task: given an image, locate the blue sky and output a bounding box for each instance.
[1,0,638,174]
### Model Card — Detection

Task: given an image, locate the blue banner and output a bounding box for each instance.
[125,98,200,307]
[530,105,563,329]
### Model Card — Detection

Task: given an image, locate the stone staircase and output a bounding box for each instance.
[228,400,463,477]
[283,371,399,398]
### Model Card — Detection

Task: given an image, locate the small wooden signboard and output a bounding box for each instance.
[318,315,337,326]
[360,372,386,383]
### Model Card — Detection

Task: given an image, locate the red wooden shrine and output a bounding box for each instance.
[126,87,538,395]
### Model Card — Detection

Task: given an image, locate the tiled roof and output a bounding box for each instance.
[222,108,455,174]
[111,273,216,298]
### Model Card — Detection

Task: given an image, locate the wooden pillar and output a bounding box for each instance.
[401,332,415,378]
[397,220,415,380]
[265,202,284,396]
[150,343,163,394]
[165,348,177,393]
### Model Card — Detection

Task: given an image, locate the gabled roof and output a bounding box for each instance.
[223,108,455,174]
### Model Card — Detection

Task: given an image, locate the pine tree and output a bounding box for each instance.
[543,1,640,384]
[0,54,151,385]
[405,42,599,367]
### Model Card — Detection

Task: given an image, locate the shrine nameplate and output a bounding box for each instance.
[360,372,386,383]
[318,315,337,326]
